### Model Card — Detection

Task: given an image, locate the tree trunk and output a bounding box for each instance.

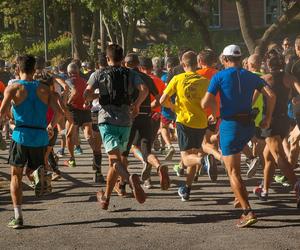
[90,10,99,60]
[126,18,136,53]
[235,0,256,54]
[103,16,114,44]
[70,0,88,60]
[100,10,107,52]
[254,1,300,57]
[173,0,212,49]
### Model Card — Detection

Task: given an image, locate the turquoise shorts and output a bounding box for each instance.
[98,124,131,153]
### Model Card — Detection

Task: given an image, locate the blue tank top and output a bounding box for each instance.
[12,80,49,147]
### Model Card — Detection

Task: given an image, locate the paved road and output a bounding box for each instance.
[0,139,300,250]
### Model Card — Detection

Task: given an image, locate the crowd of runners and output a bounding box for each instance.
[1,35,300,229]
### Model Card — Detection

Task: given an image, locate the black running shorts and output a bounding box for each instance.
[9,141,47,170]
[69,108,92,127]
[176,122,206,151]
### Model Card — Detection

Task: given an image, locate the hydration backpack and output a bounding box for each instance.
[99,66,131,106]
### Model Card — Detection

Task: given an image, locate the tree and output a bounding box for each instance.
[236,0,300,56]
[172,0,213,49]
[70,0,88,60]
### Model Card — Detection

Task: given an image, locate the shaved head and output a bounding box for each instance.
[248,54,261,72]
[182,51,197,69]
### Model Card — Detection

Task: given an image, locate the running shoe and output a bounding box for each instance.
[64,159,76,168]
[294,181,300,209]
[56,148,65,158]
[7,217,24,229]
[94,171,105,183]
[129,174,146,204]
[114,180,127,197]
[52,170,62,181]
[158,165,170,190]
[274,175,290,187]
[143,178,153,189]
[178,186,190,202]
[33,166,45,197]
[165,146,175,161]
[236,211,258,228]
[141,162,152,181]
[246,157,260,178]
[173,164,184,177]
[205,154,218,182]
[74,146,83,155]
[253,186,268,201]
[96,190,109,210]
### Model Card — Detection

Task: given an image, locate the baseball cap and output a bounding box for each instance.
[223,45,242,57]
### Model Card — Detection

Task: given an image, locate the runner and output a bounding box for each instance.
[64,62,103,184]
[160,51,208,202]
[253,50,300,208]
[0,55,62,229]
[121,54,170,191]
[196,49,219,182]
[201,45,276,228]
[84,44,148,210]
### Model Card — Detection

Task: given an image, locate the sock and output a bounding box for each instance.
[243,208,252,215]
[14,206,22,219]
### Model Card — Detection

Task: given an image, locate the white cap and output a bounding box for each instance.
[223,45,242,57]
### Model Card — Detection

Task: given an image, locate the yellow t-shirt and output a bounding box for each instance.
[164,71,208,129]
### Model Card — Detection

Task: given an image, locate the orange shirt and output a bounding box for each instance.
[148,73,165,113]
[197,67,220,117]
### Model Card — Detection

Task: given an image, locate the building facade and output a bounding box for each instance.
[209,0,284,29]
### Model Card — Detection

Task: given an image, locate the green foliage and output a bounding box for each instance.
[26,35,71,59]
[0,32,24,58]
[141,44,178,58]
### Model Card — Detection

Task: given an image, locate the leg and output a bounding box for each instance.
[265,136,298,186]
[223,153,251,210]
[66,121,76,160]
[263,145,276,193]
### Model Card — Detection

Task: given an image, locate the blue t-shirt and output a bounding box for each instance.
[208,67,265,118]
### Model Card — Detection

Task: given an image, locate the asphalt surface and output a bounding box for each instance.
[0,139,300,250]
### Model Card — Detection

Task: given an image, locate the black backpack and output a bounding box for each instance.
[99,66,132,106]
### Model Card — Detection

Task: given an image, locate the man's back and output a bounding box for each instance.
[165,71,209,129]
[209,67,264,118]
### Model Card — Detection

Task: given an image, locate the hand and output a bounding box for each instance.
[259,118,270,129]
[47,124,54,139]
[208,114,217,124]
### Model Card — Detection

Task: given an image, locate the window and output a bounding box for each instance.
[265,0,282,25]
[209,0,221,28]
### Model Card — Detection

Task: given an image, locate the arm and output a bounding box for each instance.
[160,93,175,111]
[0,85,17,120]
[48,92,64,129]
[252,90,260,105]
[131,83,149,117]
[151,94,161,109]
[201,92,217,118]
[259,86,276,129]
[83,84,95,102]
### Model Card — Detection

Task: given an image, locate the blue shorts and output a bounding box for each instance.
[98,124,131,153]
[220,120,255,156]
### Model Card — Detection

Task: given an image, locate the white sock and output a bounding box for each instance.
[14,206,22,219]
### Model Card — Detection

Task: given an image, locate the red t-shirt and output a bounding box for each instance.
[70,76,89,110]
[197,67,220,117]
[148,73,165,113]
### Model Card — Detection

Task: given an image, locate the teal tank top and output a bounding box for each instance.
[12,80,49,147]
